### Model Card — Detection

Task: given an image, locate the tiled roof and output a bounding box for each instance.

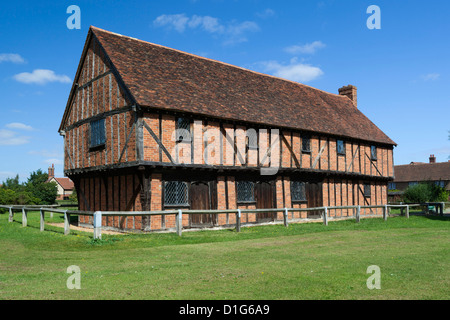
[394,162,450,182]
[50,177,74,190]
[89,26,396,146]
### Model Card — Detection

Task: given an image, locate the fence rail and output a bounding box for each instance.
[0,202,445,239]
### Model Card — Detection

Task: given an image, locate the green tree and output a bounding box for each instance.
[25,169,58,205]
[403,183,432,203]
[403,182,449,203]
[1,175,22,191]
[68,189,78,203]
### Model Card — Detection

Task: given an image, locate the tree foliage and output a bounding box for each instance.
[0,170,58,205]
[403,182,449,203]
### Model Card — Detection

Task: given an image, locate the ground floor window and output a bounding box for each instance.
[164,181,189,206]
[435,181,445,188]
[364,184,371,197]
[236,181,255,203]
[291,181,306,202]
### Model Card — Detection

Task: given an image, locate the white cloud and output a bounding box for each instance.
[13,69,71,85]
[154,14,190,32]
[285,41,326,55]
[188,15,224,33]
[153,14,259,44]
[0,129,31,145]
[0,53,25,64]
[223,21,259,45]
[260,60,324,83]
[5,122,34,131]
[422,73,440,81]
[256,9,275,19]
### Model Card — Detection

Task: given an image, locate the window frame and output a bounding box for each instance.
[236,181,256,203]
[301,135,311,153]
[89,118,106,150]
[175,117,191,143]
[291,181,307,203]
[163,181,190,207]
[370,145,377,161]
[364,184,371,197]
[337,140,345,156]
[434,181,445,188]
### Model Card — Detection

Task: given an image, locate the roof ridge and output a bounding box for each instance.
[89,26,346,100]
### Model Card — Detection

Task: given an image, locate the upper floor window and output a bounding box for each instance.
[164,181,189,206]
[246,129,258,150]
[90,118,105,149]
[291,181,306,202]
[236,181,255,203]
[302,135,311,153]
[409,182,418,187]
[176,117,191,143]
[337,140,345,155]
[371,145,377,160]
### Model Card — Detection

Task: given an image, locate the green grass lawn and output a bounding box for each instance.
[0,209,449,300]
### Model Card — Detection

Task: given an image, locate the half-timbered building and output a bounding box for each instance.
[59,26,396,231]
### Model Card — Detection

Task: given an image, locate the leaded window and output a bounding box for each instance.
[90,118,105,148]
[291,181,306,202]
[302,136,311,153]
[176,117,191,143]
[164,181,189,206]
[236,181,255,202]
[337,140,345,155]
[371,146,377,160]
[247,129,258,150]
[364,184,371,197]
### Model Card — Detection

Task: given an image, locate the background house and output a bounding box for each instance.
[389,155,450,201]
[47,164,74,200]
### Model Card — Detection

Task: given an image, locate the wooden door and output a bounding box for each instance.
[189,181,215,227]
[255,181,275,222]
[306,182,323,217]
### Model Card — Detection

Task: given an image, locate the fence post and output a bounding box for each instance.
[236,209,241,233]
[323,207,328,226]
[176,209,183,236]
[64,210,70,235]
[22,208,27,227]
[440,202,444,216]
[93,211,102,240]
[283,208,289,227]
[356,206,360,223]
[383,205,388,221]
[8,207,13,223]
[40,209,45,232]
[406,205,409,219]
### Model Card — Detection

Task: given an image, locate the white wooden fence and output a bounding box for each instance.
[1,202,435,240]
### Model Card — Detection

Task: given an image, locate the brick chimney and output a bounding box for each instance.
[429,154,436,164]
[48,164,55,179]
[338,85,357,108]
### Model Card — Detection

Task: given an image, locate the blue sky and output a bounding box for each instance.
[0,0,449,182]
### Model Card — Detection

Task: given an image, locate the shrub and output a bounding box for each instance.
[404,182,449,203]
